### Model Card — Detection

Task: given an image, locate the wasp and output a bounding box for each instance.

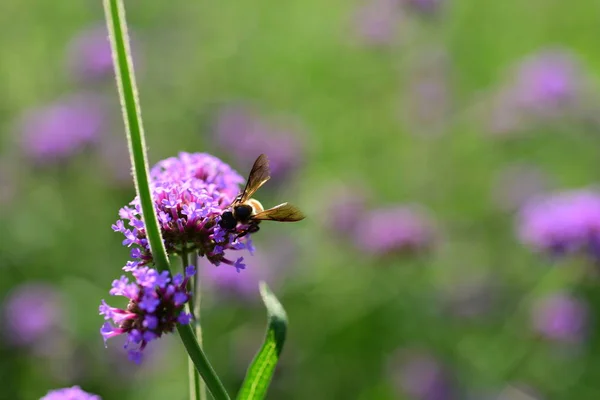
[219,154,305,238]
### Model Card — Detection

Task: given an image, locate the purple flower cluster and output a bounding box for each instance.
[40,386,100,400]
[18,94,107,165]
[213,105,304,182]
[532,293,588,344]
[517,189,600,258]
[100,266,195,363]
[355,205,437,256]
[112,152,250,268]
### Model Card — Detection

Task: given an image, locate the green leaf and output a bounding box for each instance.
[237,282,289,400]
[102,1,230,399]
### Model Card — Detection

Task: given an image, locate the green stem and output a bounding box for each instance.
[102,0,169,272]
[194,253,207,400]
[182,251,201,400]
[102,1,230,398]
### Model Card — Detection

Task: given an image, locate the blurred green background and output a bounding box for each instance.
[2,0,600,399]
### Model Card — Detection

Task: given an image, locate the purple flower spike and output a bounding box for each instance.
[355,205,437,256]
[532,293,588,344]
[40,386,101,400]
[115,153,254,267]
[517,188,600,259]
[18,93,107,165]
[99,267,194,362]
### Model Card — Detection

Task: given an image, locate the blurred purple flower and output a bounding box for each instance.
[114,152,250,267]
[355,205,437,255]
[402,0,444,15]
[323,181,370,234]
[402,49,451,135]
[98,135,132,187]
[512,50,583,116]
[532,293,588,344]
[200,238,296,299]
[352,0,403,46]
[517,188,600,257]
[491,163,553,212]
[66,26,113,82]
[3,283,64,347]
[487,50,585,136]
[19,93,107,164]
[40,386,100,400]
[391,350,457,400]
[213,105,304,182]
[99,266,195,363]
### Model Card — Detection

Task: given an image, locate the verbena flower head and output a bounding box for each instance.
[213,105,304,182]
[3,283,64,346]
[19,94,106,164]
[532,293,588,344]
[40,386,100,400]
[113,152,250,267]
[517,189,600,258]
[355,205,437,256]
[99,266,195,363]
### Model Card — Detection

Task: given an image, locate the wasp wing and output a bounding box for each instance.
[238,154,271,203]
[252,202,305,222]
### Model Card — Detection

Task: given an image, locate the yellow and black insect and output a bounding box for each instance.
[219,154,305,238]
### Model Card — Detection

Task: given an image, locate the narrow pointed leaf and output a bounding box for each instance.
[237,282,288,400]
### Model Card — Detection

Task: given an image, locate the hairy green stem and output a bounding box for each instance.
[182,251,201,400]
[194,253,207,400]
[102,1,230,398]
